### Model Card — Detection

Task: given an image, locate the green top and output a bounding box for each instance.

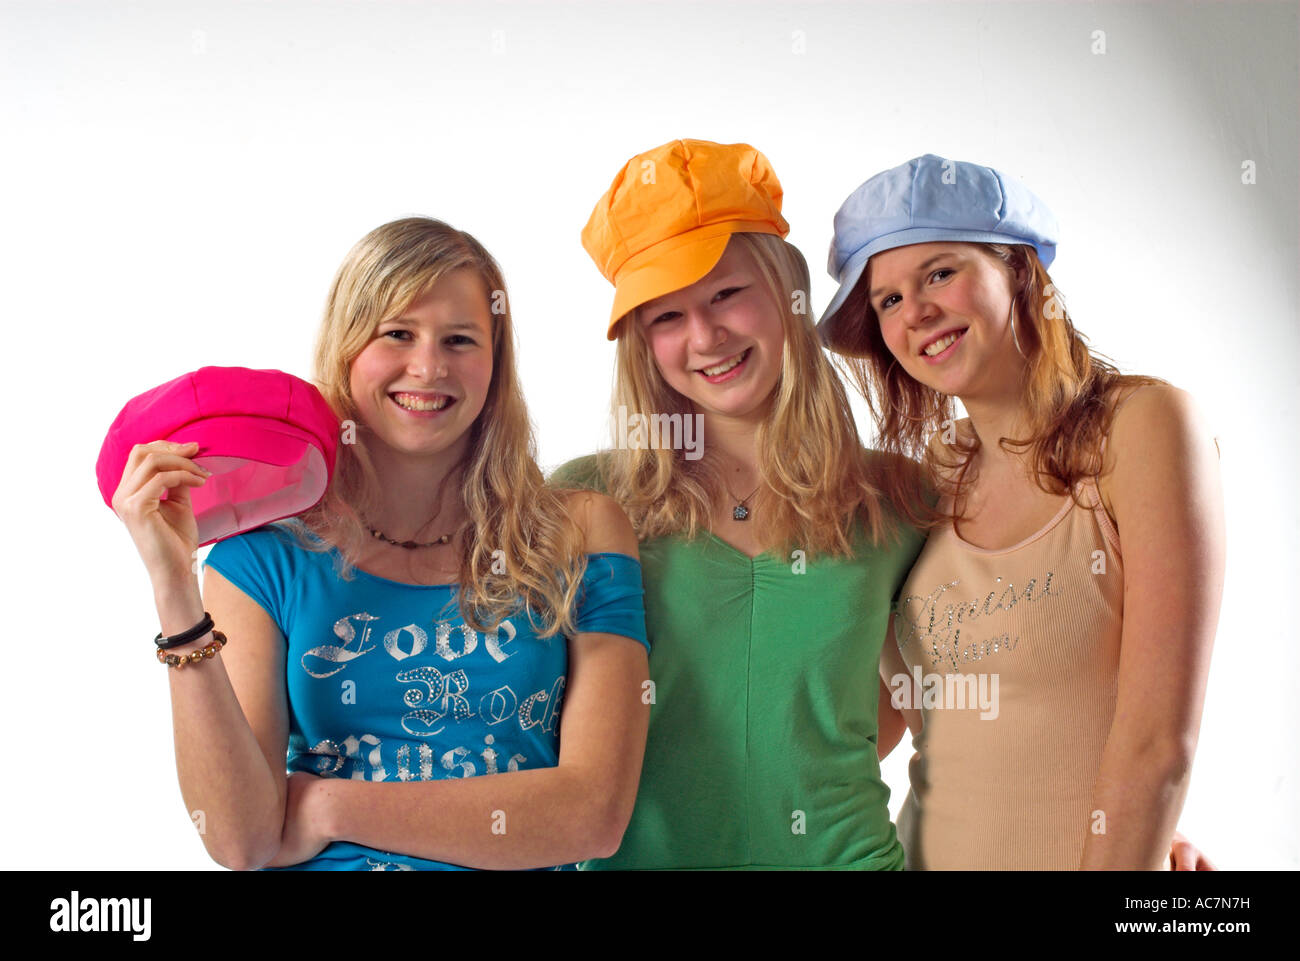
[550,454,925,870]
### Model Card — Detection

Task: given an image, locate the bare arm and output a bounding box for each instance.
[112,439,289,871]
[161,568,290,870]
[298,491,651,869]
[1079,386,1223,869]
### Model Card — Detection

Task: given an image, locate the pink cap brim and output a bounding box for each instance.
[161,416,336,547]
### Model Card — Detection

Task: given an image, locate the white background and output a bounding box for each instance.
[2,0,1295,869]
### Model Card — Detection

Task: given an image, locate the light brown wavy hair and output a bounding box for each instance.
[278,217,587,638]
[575,232,902,558]
[831,242,1163,528]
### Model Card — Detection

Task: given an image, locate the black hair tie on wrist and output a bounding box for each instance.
[155,612,215,650]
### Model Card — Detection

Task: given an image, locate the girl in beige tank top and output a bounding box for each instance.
[884,464,1124,868]
[818,156,1225,869]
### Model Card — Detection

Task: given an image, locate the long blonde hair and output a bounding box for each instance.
[279,217,586,638]
[588,232,899,558]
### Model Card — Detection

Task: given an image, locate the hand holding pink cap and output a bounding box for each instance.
[96,366,341,547]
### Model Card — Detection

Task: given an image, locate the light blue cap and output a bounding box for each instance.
[817,154,1059,352]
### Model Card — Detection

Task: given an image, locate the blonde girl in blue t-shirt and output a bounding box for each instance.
[110,217,650,870]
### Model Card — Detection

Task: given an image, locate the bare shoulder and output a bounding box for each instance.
[1100,382,1219,506]
[560,489,639,558]
[1105,382,1212,462]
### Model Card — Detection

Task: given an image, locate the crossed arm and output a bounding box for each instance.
[271,627,649,869]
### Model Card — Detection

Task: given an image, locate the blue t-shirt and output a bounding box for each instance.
[204,522,649,871]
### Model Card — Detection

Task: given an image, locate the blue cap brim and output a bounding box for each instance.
[817,227,1055,354]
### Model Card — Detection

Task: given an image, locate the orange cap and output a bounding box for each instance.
[581,139,789,339]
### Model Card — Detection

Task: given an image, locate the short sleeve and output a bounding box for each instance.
[203,524,295,638]
[888,526,928,607]
[548,454,608,494]
[573,552,649,651]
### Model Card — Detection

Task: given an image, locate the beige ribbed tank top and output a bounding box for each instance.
[883,472,1124,870]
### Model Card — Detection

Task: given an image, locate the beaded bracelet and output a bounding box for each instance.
[156,630,227,669]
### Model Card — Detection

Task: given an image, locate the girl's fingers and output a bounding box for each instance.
[147,470,208,501]
[118,470,207,520]
[113,445,211,512]
[1170,840,1215,871]
[123,441,205,478]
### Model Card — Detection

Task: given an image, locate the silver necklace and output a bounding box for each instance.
[722,481,761,522]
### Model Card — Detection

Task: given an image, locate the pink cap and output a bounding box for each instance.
[97,366,341,547]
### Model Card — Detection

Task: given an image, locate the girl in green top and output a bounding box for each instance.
[549,139,926,869]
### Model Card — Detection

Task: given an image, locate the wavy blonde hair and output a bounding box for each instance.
[832,242,1163,528]
[278,217,587,638]
[580,232,900,558]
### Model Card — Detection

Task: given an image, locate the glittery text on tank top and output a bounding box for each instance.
[894,572,1062,670]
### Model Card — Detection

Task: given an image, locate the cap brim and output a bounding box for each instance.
[818,228,1056,357]
[606,222,786,339]
[165,417,336,546]
[817,251,871,357]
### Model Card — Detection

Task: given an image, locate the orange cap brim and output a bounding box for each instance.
[606,221,786,339]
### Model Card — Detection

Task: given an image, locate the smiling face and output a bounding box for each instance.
[348,266,495,464]
[866,242,1025,401]
[636,239,785,424]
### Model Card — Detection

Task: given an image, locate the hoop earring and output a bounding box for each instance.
[1009,301,1027,360]
[885,359,933,426]
[884,358,903,394]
